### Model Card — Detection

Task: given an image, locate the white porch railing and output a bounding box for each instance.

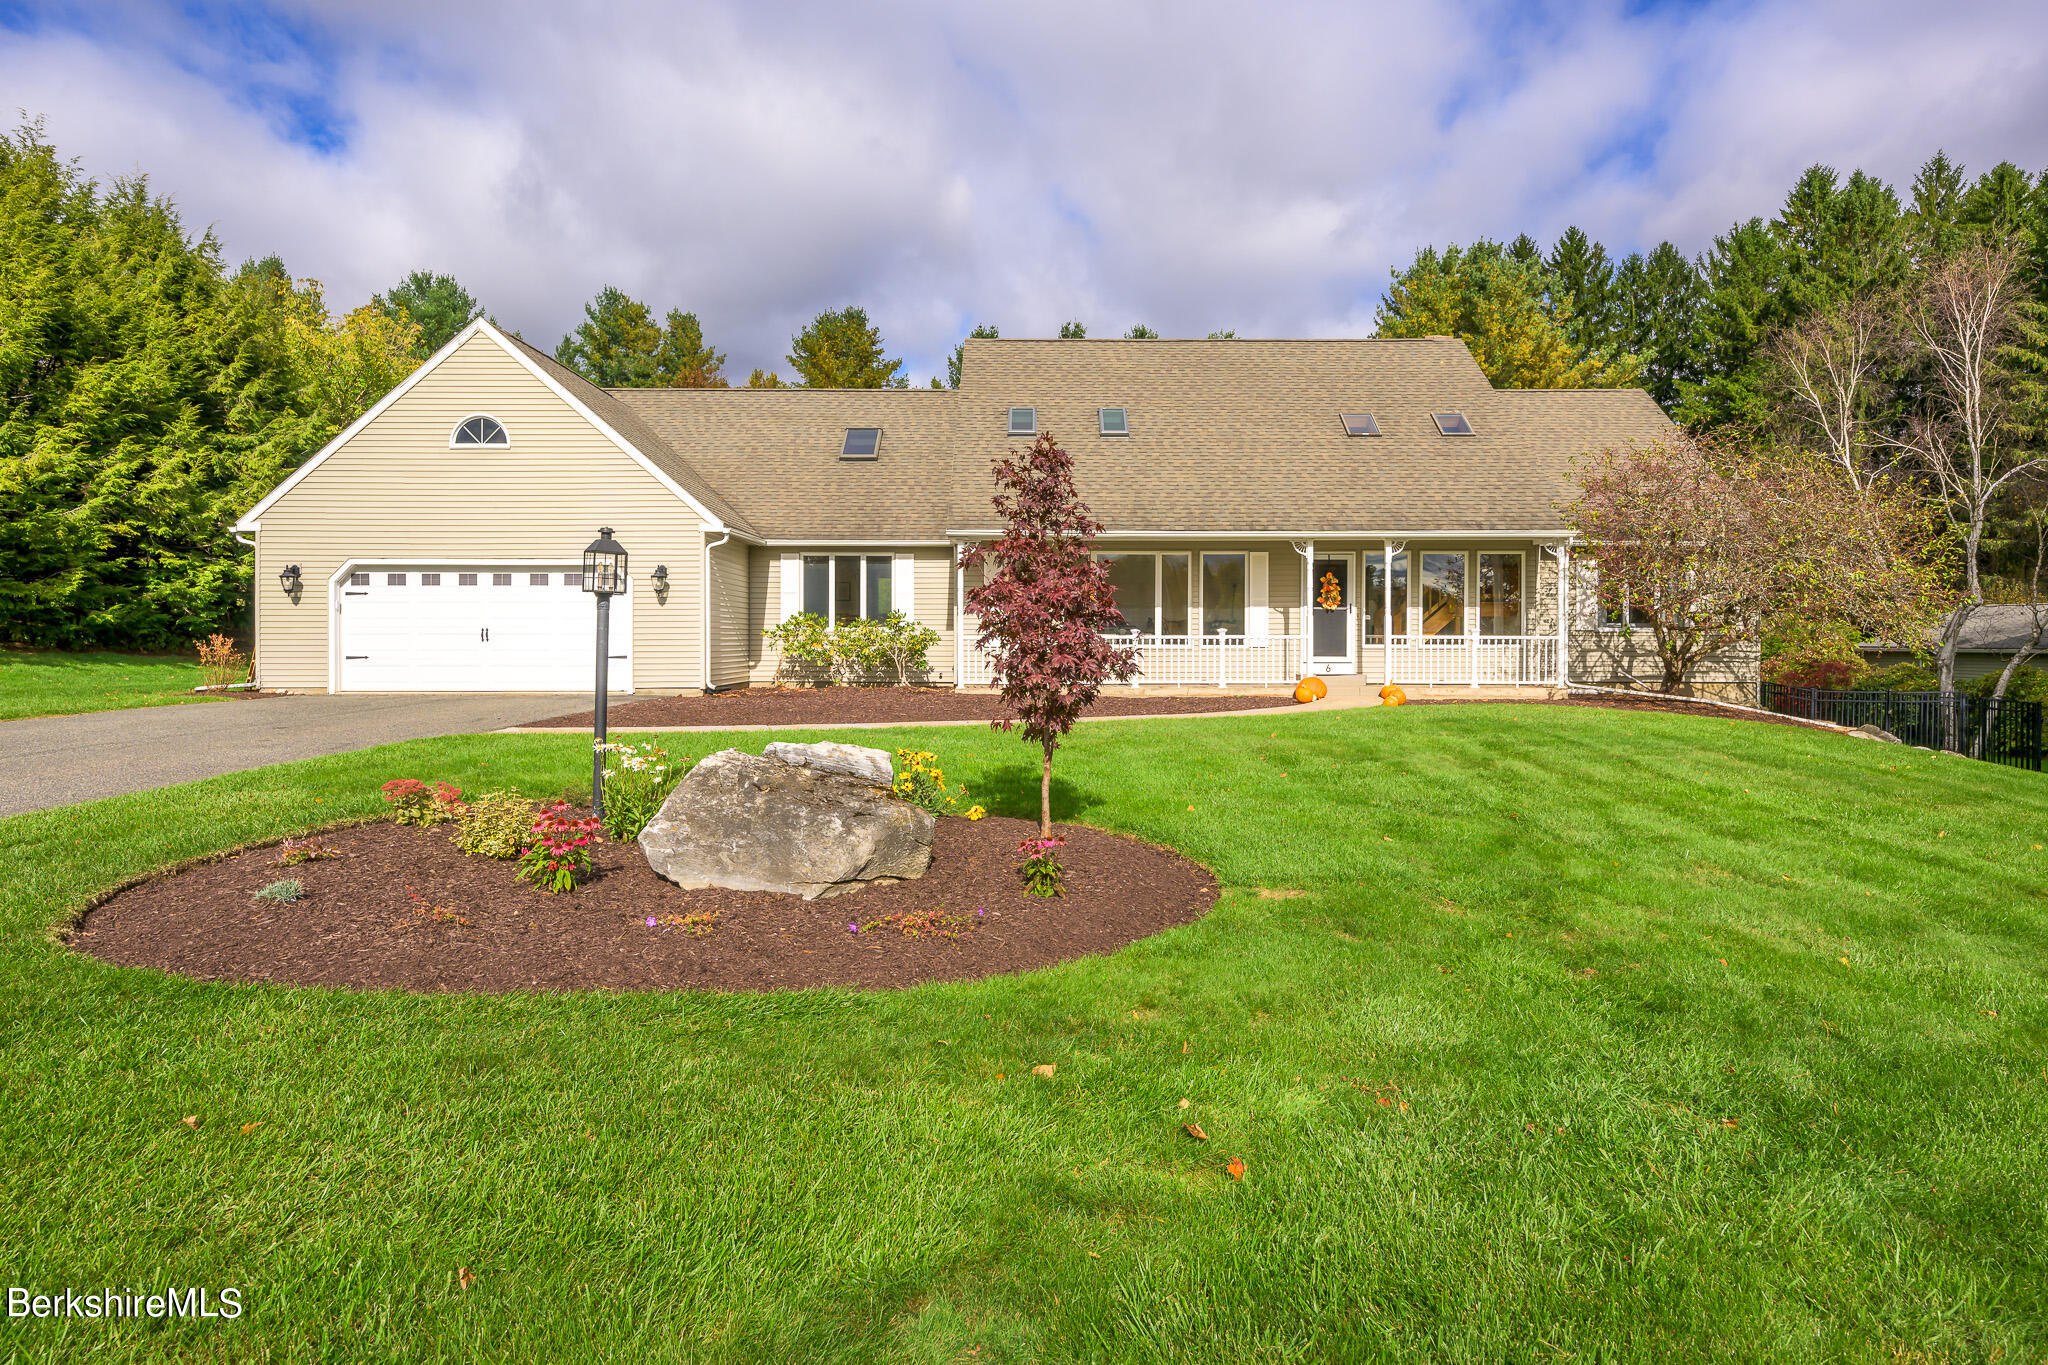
[958,633,1558,687]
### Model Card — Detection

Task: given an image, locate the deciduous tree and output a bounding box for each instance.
[959,431,1138,835]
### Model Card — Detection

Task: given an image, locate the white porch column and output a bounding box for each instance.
[1383,539,1404,690]
[1555,540,1571,689]
[1296,540,1314,676]
[953,544,966,690]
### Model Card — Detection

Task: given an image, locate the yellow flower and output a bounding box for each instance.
[966,806,986,820]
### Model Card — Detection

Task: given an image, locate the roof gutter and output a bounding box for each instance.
[702,530,732,694]
[945,528,1580,540]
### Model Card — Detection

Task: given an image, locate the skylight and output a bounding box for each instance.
[1009,407,1037,436]
[1340,412,1380,437]
[1433,412,1476,436]
[1099,407,1129,436]
[841,427,880,459]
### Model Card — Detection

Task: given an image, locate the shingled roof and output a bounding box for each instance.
[518,335,1677,540]
[606,387,958,541]
[946,337,1675,534]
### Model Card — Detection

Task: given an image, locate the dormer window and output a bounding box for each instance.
[1008,407,1037,436]
[1433,412,1476,436]
[1340,412,1380,437]
[452,415,509,447]
[1098,407,1129,436]
[840,427,880,459]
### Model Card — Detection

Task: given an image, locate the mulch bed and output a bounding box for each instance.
[70,815,1218,994]
[529,686,1292,729]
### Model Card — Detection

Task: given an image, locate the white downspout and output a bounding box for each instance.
[1556,540,1571,692]
[234,530,257,689]
[702,530,731,694]
[953,544,966,689]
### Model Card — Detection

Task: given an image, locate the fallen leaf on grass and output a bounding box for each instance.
[1032,1064,1057,1078]
[1721,1119,1739,1129]
[1839,957,1852,967]
[995,1072,1006,1081]
[458,1267,475,1292]
[1086,1251,1100,1259]
[1183,1123,1209,1141]
[1177,1098,1191,1110]
[1226,1157,1246,1181]
[239,1121,262,1135]
[181,1116,199,1130]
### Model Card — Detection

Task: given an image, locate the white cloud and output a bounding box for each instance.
[4,0,2045,381]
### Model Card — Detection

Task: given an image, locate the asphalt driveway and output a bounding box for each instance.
[0,694,590,818]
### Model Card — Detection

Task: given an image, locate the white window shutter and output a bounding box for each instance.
[1248,552,1269,639]
[893,552,915,619]
[778,553,801,623]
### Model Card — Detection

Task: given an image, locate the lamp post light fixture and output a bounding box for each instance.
[581,528,628,817]
[278,563,302,596]
[651,563,669,603]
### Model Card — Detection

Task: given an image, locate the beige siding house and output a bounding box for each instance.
[235,321,1755,700]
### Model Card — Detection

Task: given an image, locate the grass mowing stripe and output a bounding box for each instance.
[0,706,2044,1361]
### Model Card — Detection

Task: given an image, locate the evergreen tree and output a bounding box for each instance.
[1206,329,1238,339]
[1907,150,1970,256]
[371,269,482,355]
[1507,233,1542,265]
[554,286,663,386]
[1057,320,1087,339]
[949,323,998,389]
[1613,243,1705,410]
[745,367,786,388]
[1961,162,2037,240]
[786,306,906,387]
[652,309,727,388]
[1375,241,1642,389]
[1123,323,1158,339]
[1547,226,1616,355]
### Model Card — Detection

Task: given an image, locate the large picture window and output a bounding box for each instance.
[802,554,895,624]
[1093,552,1191,637]
[1478,553,1523,635]
[1420,552,1466,637]
[1201,553,1247,637]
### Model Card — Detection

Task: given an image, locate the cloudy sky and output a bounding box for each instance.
[5,0,2046,384]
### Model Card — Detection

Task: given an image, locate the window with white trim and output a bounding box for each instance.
[1477,553,1523,635]
[1096,552,1189,636]
[1201,553,1247,637]
[801,554,895,623]
[452,416,509,446]
[349,571,369,586]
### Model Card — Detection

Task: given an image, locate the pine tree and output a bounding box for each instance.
[1547,226,1616,355]
[371,270,482,355]
[1907,151,1970,256]
[653,309,727,388]
[555,286,663,386]
[1057,320,1087,339]
[786,306,906,387]
[1123,323,1158,339]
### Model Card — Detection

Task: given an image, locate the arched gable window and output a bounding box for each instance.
[452,416,509,447]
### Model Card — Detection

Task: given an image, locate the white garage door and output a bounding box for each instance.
[335,565,632,692]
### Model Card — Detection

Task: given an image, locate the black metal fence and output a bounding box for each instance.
[1761,683,2044,772]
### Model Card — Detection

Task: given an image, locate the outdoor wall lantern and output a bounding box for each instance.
[581,528,628,817]
[651,563,669,603]
[278,563,303,597]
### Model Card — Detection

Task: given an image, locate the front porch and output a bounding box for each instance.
[952,536,1573,689]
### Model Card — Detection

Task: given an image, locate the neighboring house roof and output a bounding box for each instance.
[607,387,958,541]
[945,337,1676,534]
[495,332,761,538]
[1860,604,2048,655]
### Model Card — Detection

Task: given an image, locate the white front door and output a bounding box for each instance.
[1309,554,1356,674]
[335,565,632,692]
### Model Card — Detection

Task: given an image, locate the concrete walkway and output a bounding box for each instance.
[0,694,584,818]
[496,696,1376,735]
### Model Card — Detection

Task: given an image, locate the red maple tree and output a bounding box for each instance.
[960,430,1138,836]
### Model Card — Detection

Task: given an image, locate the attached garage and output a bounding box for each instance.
[332,564,631,693]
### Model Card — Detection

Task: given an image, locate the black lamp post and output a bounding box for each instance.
[582,528,628,817]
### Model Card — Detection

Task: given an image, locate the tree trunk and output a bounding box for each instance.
[1040,749,1053,839]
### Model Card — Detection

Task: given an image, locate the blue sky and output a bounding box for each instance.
[4,0,2045,383]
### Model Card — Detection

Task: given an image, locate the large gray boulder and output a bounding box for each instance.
[638,748,933,899]
[762,740,894,786]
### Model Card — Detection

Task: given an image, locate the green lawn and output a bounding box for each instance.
[0,650,217,721]
[2,706,2044,1362]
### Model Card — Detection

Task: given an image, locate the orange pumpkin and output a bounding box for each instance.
[1379,683,1407,707]
[1293,677,1323,704]
[1308,676,1328,700]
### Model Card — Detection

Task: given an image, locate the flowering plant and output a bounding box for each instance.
[597,740,684,841]
[272,837,340,867]
[516,802,602,893]
[1017,836,1066,897]
[1317,571,1343,611]
[381,778,464,825]
[851,905,985,938]
[892,750,986,819]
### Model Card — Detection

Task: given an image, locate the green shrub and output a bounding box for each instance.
[455,791,537,859]
[1966,664,2048,703]
[254,879,302,903]
[764,611,940,685]
[1864,660,1939,692]
[380,778,463,825]
[764,612,833,680]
